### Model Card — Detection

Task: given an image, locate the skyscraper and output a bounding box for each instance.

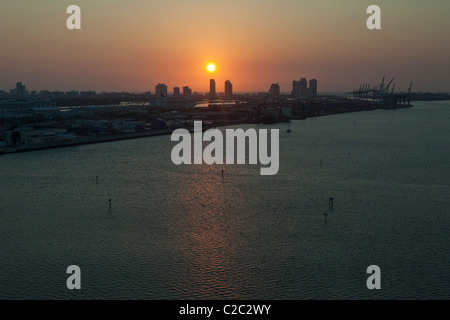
[292,78,315,97]
[155,83,168,97]
[16,82,26,99]
[183,86,192,97]
[292,80,301,97]
[209,79,217,99]
[270,83,280,98]
[224,80,233,99]
[309,79,318,97]
[173,87,180,98]
[299,78,308,97]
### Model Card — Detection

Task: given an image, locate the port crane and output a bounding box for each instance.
[351,76,413,107]
[384,78,394,93]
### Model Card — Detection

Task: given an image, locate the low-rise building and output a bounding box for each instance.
[5,127,73,145]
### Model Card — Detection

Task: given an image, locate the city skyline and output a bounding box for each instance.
[2,78,315,98]
[1,1,449,93]
[2,79,299,96]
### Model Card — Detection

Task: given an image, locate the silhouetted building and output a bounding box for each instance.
[292,78,308,97]
[270,83,280,98]
[210,79,217,99]
[183,86,192,97]
[38,90,52,100]
[65,91,79,98]
[292,81,300,97]
[309,79,318,97]
[155,83,168,98]
[16,82,26,99]
[224,80,233,99]
[79,91,96,98]
[292,77,316,98]
[53,91,65,99]
[173,87,180,98]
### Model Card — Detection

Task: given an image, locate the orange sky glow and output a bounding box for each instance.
[1,0,449,93]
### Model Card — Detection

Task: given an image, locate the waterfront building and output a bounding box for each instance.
[65,91,80,98]
[173,87,180,98]
[38,90,52,100]
[183,86,192,97]
[309,79,318,97]
[5,127,72,145]
[225,80,233,99]
[16,82,26,99]
[292,78,317,98]
[210,79,217,99]
[155,83,168,98]
[79,91,96,98]
[270,83,280,98]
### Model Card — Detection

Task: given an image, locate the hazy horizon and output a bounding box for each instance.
[1,0,449,93]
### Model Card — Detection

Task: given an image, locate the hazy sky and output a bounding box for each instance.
[1,0,449,93]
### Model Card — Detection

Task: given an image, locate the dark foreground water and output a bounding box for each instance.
[0,101,449,299]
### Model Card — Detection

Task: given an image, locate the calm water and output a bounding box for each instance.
[0,101,449,299]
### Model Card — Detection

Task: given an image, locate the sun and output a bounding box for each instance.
[206,63,216,73]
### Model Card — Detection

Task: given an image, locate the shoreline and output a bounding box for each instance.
[0,105,412,156]
[0,119,253,155]
[3,129,174,155]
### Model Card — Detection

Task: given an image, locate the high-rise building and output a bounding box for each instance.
[183,86,192,97]
[173,87,180,98]
[292,78,315,97]
[224,80,233,99]
[309,79,318,97]
[155,83,168,97]
[270,83,280,98]
[209,79,217,99]
[292,81,300,97]
[16,82,26,99]
[299,78,308,97]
